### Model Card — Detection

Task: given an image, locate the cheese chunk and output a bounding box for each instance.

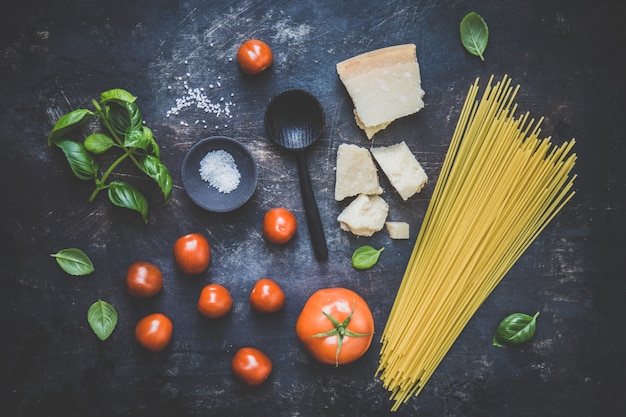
[336,44,425,139]
[385,222,410,239]
[337,194,389,237]
[335,143,383,201]
[371,141,428,200]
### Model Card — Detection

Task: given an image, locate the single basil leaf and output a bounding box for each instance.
[87,300,118,341]
[352,246,384,270]
[105,101,142,137]
[124,128,151,150]
[52,138,99,180]
[138,155,173,202]
[460,12,489,61]
[51,248,95,276]
[493,312,540,348]
[100,88,137,105]
[84,133,115,154]
[107,180,149,223]
[48,108,93,144]
[141,126,160,158]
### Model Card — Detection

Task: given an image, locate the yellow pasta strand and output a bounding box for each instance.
[377,75,577,411]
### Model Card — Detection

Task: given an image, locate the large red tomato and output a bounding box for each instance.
[295,288,374,366]
[231,347,273,386]
[173,233,211,275]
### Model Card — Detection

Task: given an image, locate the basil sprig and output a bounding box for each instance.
[460,12,489,61]
[351,246,384,270]
[48,89,172,223]
[87,300,118,341]
[51,248,94,276]
[492,312,540,348]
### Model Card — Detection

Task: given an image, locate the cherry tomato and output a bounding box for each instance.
[135,313,173,352]
[197,283,233,318]
[173,233,211,275]
[231,347,273,386]
[249,278,286,313]
[126,261,163,298]
[295,287,374,366]
[263,208,297,244]
[237,39,273,75]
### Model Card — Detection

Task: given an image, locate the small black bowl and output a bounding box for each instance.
[181,136,258,212]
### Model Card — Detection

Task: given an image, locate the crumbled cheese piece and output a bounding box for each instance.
[335,143,383,201]
[337,194,389,237]
[385,222,410,239]
[199,149,240,193]
[371,141,428,200]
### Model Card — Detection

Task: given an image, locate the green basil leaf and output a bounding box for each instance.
[493,312,540,348]
[139,155,173,202]
[105,101,143,137]
[100,88,137,104]
[107,180,149,223]
[48,108,93,144]
[87,300,118,341]
[52,138,99,180]
[51,248,95,276]
[84,133,116,154]
[352,246,384,270]
[141,126,161,158]
[460,12,489,61]
[124,128,151,150]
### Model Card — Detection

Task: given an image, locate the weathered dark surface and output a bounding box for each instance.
[0,1,624,416]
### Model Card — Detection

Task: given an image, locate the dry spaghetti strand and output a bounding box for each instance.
[377,75,577,411]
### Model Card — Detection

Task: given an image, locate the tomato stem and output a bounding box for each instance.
[308,300,372,366]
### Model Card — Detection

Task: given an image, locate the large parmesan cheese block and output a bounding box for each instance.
[371,141,428,200]
[336,44,425,139]
[337,194,389,237]
[334,143,383,201]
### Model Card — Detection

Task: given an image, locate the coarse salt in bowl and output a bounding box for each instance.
[181,136,258,212]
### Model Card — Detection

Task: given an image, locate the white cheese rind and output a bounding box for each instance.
[334,143,383,201]
[371,141,428,201]
[337,194,389,237]
[337,44,425,139]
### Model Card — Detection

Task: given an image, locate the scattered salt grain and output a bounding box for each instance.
[199,150,240,193]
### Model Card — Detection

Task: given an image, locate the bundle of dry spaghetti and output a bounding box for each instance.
[377,75,577,411]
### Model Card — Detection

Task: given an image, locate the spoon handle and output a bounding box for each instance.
[296,152,328,261]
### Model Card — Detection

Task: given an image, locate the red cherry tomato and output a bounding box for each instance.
[295,288,374,366]
[126,261,163,298]
[263,208,297,244]
[197,283,233,318]
[231,347,273,386]
[249,278,286,313]
[173,233,211,275]
[135,313,173,352]
[237,39,273,75]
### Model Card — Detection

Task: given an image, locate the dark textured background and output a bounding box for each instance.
[1,1,624,416]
